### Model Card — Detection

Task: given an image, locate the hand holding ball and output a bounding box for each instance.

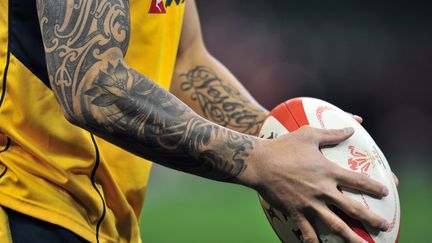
[258,98,400,243]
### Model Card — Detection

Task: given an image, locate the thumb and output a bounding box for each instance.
[314,127,354,146]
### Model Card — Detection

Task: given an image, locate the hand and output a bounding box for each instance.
[242,126,390,243]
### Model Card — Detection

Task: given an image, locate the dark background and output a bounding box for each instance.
[142,1,432,242]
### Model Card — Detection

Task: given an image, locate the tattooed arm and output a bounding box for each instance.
[171,1,268,136]
[36,0,255,181]
[37,1,389,242]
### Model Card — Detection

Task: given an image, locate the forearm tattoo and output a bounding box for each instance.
[36,0,254,181]
[180,66,266,136]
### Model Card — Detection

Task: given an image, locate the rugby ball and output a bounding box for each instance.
[258,97,400,243]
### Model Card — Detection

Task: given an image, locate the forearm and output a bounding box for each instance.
[36,0,260,183]
[171,52,268,136]
[79,61,257,182]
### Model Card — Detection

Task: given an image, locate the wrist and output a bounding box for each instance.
[231,136,268,190]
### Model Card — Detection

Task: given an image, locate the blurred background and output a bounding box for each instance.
[141,1,432,242]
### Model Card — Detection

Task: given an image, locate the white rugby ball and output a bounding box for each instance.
[258,97,400,243]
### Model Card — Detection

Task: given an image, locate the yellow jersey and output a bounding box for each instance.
[0,0,185,242]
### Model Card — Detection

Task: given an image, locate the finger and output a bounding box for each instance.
[392,173,399,187]
[302,126,354,146]
[315,204,368,243]
[326,189,389,231]
[346,112,363,124]
[353,115,363,124]
[334,166,389,198]
[292,214,319,243]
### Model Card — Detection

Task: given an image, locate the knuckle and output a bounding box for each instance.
[318,185,332,198]
[288,206,306,220]
[298,125,311,136]
[302,235,315,243]
[289,211,301,220]
[349,203,362,217]
[328,129,340,136]
[369,216,382,228]
[307,185,326,199]
[325,161,338,174]
[353,174,368,188]
[299,125,311,131]
[333,167,345,178]
[328,221,345,233]
[303,125,316,134]
[302,200,317,212]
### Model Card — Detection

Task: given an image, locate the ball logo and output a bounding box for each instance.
[347,146,376,176]
[316,106,334,129]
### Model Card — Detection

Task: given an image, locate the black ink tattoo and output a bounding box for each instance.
[37,0,130,119]
[36,0,255,181]
[180,66,265,135]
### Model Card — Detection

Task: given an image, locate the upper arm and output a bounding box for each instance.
[177,0,207,59]
[36,0,131,121]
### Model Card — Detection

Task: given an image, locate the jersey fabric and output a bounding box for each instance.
[3,206,86,243]
[0,0,185,242]
[0,206,12,242]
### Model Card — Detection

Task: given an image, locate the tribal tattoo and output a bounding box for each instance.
[180,66,266,136]
[36,0,255,181]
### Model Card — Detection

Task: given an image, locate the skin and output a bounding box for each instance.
[171,1,267,136]
[36,1,394,242]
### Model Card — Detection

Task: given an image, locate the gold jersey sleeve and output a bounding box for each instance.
[0,0,185,242]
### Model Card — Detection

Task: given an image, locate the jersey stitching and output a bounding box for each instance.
[0,137,11,153]
[0,50,10,109]
[90,134,106,243]
[0,137,11,179]
[0,163,7,180]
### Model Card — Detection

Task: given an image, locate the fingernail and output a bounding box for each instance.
[382,187,389,197]
[361,240,369,243]
[380,221,389,231]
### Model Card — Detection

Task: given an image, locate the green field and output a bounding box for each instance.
[141,164,431,242]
